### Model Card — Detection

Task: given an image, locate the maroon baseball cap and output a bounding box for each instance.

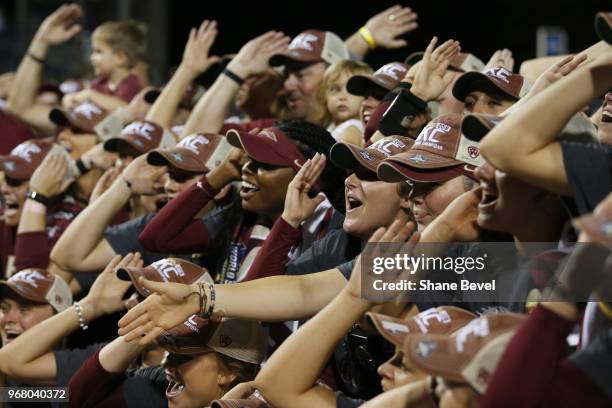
[104,120,177,155]
[117,258,212,297]
[453,67,530,102]
[595,12,612,44]
[347,62,410,98]
[226,127,306,174]
[269,30,349,67]
[367,306,477,348]
[377,114,484,183]
[404,52,484,73]
[0,269,72,313]
[49,101,108,134]
[403,313,525,394]
[147,133,224,173]
[0,139,53,181]
[157,315,267,364]
[330,136,413,174]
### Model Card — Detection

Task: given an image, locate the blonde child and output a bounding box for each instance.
[63,20,147,111]
[315,60,373,145]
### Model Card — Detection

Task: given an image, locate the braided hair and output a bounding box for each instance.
[277,120,347,213]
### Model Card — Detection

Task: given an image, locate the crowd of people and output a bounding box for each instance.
[0,3,611,407]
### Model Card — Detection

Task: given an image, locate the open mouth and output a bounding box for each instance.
[240,180,260,198]
[165,380,185,398]
[3,329,21,342]
[346,194,363,213]
[3,198,20,217]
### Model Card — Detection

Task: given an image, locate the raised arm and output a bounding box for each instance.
[254,221,417,408]
[182,31,289,135]
[345,4,418,58]
[51,155,166,272]
[0,254,141,385]
[6,4,82,135]
[145,20,219,130]
[480,50,612,195]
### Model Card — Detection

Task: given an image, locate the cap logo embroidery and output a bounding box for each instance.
[477,367,491,385]
[415,123,450,151]
[415,340,437,358]
[13,270,46,288]
[178,135,210,155]
[3,161,15,171]
[409,154,427,163]
[219,334,232,347]
[359,150,374,161]
[10,143,42,163]
[151,259,186,282]
[413,309,452,334]
[484,67,512,84]
[467,146,480,159]
[55,294,63,304]
[74,102,102,119]
[171,153,184,162]
[289,33,318,51]
[184,315,199,332]
[381,320,409,334]
[259,130,278,142]
[370,138,406,156]
[455,317,490,353]
[122,122,156,140]
[377,64,406,81]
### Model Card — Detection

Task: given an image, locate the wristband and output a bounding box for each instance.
[73,302,89,330]
[358,26,376,49]
[26,190,51,207]
[223,68,245,86]
[27,52,45,64]
[75,158,91,175]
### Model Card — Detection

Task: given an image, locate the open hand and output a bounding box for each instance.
[365,5,418,49]
[410,36,461,102]
[281,153,327,228]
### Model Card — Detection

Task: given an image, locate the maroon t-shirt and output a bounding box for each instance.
[90,72,143,103]
[0,217,16,278]
[0,110,35,155]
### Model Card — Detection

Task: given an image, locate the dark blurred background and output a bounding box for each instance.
[0,0,607,85]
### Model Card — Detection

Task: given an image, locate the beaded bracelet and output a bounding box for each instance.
[73,302,89,331]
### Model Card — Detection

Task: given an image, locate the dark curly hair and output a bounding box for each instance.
[276,120,347,213]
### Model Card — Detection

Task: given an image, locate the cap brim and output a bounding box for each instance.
[269,52,321,67]
[117,267,149,297]
[147,149,207,173]
[329,143,380,173]
[461,116,492,142]
[226,129,290,167]
[0,281,47,304]
[366,312,410,347]
[452,72,494,101]
[346,75,389,98]
[377,160,466,183]
[103,138,143,156]
[595,12,612,44]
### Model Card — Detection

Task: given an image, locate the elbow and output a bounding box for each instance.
[480,139,514,173]
[50,245,76,271]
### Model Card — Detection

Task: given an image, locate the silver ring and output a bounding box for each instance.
[389,14,396,22]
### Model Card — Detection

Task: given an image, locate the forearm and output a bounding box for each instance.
[256,290,369,407]
[242,217,302,281]
[345,32,369,59]
[183,70,240,135]
[99,336,146,374]
[6,35,47,116]
[361,379,432,408]
[146,65,197,130]
[87,90,128,112]
[68,350,127,408]
[214,270,347,321]
[16,200,46,234]
[0,301,99,378]
[51,179,130,269]
[481,59,612,170]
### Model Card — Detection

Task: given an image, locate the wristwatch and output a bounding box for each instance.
[26,190,51,207]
